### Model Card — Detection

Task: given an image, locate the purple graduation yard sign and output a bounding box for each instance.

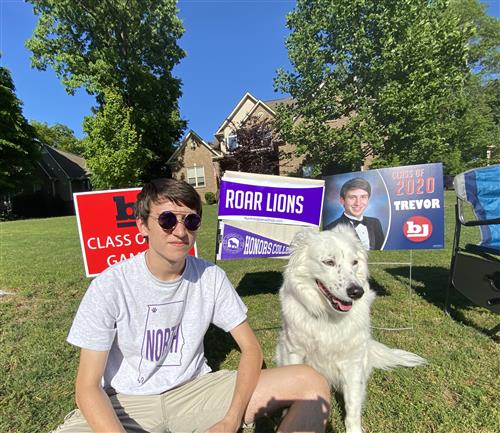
[217,171,325,260]
[323,163,445,250]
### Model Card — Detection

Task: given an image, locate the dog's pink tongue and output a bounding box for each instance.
[335,299,352,312]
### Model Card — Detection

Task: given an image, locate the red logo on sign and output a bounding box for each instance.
[74,188,196,277]
[403,216,433,242]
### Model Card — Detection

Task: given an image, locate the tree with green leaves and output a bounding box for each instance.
[453,74,500,170]
[83,89,149,189]
[0,65,40,195]
[26,0,186,179]
[274,0,472,175]
[30,120,84,155]
[449,0,500,77]
[447,0,500,170]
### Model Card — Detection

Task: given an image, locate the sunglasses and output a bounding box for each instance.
[155,211,201,232]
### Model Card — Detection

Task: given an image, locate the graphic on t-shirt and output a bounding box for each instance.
[137,300,185,383]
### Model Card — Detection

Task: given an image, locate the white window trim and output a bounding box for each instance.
[186,165,206,188]
[227,133,239,151]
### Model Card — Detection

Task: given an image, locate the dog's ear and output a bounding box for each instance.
[290,228,318,252]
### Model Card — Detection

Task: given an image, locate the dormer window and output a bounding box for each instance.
[227,133,239,151]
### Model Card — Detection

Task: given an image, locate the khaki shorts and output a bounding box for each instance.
[50,370,239,433]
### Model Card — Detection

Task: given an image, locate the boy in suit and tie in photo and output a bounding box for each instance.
[324,177,385,250]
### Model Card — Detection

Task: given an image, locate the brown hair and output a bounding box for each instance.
[135,178,202,223]
[339,177,371,199]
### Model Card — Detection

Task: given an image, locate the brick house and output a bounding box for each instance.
[167,130,223,202]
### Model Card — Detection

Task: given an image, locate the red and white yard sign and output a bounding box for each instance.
[74,188,196,277]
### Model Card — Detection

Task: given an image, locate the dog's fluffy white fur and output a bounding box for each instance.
[276,226,426,433]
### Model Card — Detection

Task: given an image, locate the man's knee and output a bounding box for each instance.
[283,365,330,429]
[293,365,330,400]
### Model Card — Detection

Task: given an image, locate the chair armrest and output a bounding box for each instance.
[461,217,500,227]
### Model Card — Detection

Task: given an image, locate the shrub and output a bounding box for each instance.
[205,192,217,205]
[12,191,66,218]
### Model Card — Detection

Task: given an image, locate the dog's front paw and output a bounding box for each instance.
[345,423,364,433]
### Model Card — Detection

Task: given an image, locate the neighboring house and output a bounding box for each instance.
[17,143,91,216]
[167,131,223,202]
[39,143,90,200]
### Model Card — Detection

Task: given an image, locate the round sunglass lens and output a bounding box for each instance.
[184,214,201,231]
[158,211,177,230]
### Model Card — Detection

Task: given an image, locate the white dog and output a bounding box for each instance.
[276,227,426,433]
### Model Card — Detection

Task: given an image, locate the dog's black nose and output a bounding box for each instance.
[347,284,364,300]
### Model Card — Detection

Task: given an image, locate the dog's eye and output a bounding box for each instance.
[322,259,336,267]
[353,260,358,266]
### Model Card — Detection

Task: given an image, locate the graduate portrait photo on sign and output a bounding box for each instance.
[323,163,445,251]
[324,177,386,250]
[324,173,390,250]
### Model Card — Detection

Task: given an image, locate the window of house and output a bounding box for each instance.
[302,163,315,178]
[33,183,43,193]
[262,129,273,147]
[227,133,239,151]
[187,166,205,187]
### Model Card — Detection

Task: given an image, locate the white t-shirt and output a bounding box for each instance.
[67,253,247,395]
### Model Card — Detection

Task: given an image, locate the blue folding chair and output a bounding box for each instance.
[446,165,500,330]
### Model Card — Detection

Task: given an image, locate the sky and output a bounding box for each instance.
[1,0,499,143]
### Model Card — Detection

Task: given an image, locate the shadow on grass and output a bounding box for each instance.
[237,270,388,298]
[369,277,390,296]
[236,271,283,297]
[204,324,238,371]
[385,265,499,340]
[250,395,331,433]
[204,272,283,371]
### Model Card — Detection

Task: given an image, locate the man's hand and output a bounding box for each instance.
[205,321,262,433]
[204,414,241,433]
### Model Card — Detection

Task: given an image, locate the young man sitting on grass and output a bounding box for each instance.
[52,178,330,433]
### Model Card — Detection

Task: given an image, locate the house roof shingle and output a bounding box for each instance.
[40,144,89,180]
[263,97,294,111]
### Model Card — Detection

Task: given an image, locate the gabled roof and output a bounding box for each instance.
[242,99,276,124]
[214,92,259,136]
[167,130,223,164]
[214,93,295,137]
[39,144,89,180]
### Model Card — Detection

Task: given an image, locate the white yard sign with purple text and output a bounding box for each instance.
[217,171,325,260]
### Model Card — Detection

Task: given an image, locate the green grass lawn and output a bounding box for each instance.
[0,191,498,433]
